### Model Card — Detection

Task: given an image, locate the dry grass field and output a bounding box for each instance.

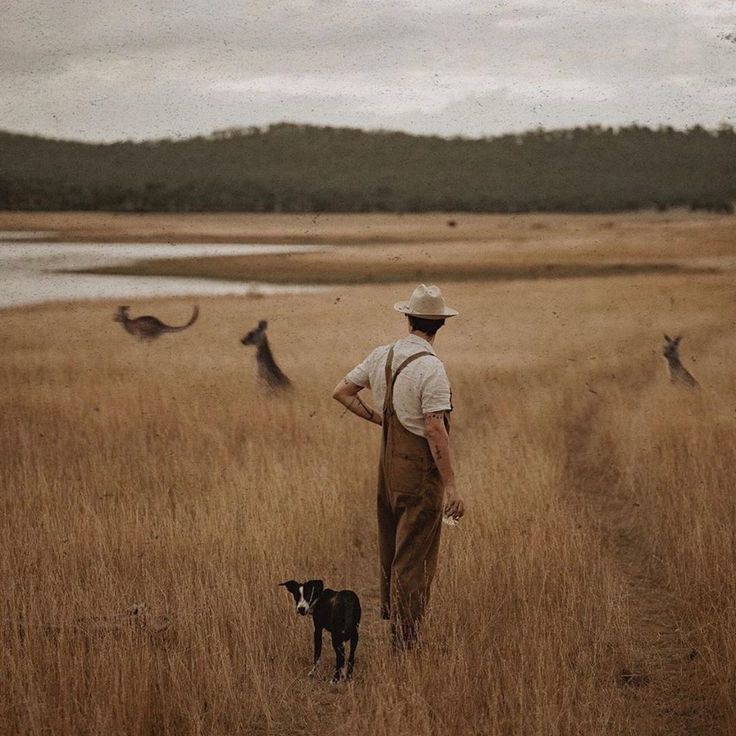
[1,213,736,735]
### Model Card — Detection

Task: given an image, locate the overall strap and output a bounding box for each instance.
[380,347,436,489]
[382,346,396,415]
[393,351,433,381]
[383,348,434,415]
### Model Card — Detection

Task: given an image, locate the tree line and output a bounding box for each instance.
[0,123,734,213]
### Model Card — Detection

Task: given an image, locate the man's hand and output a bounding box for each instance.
[443,483,465,520]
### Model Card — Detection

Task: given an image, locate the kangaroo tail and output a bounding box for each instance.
[166,305,199,331]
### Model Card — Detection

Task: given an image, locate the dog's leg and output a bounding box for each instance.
[309,626,322,677]
[346,629,358,680]
[330,632,345,684]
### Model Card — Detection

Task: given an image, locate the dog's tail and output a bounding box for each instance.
[343,593,361,638]
[344,606,354,638]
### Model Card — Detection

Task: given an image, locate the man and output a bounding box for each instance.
[332,284,464,648]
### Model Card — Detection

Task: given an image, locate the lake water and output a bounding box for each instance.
[0,242,328,309]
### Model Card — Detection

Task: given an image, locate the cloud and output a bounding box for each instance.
[1,0,734,140]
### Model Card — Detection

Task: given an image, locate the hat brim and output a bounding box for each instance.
[394,302,459,318]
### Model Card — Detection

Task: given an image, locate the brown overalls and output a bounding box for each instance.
[377,345,448,648]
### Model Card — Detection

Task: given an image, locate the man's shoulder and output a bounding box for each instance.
[363,343,392,365]
[371,343,393,356]
[406,349,448,380]
[415,354,447,377]
[398,347,447,378]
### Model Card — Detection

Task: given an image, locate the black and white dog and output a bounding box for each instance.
[279,579,361,683]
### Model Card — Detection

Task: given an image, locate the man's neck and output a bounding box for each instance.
[410,329,435,346]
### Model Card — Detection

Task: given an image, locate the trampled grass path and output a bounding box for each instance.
[564,401,719,736]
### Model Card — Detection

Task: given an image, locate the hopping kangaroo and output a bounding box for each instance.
[241,320,292,389]
[663,335,699,389]
[279,580,361,683]
[114,305,199,341]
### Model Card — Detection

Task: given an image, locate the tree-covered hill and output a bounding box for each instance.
[1,123,734,213]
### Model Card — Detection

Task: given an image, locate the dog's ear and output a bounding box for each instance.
[305,579,324,599]
[279,580,300,596]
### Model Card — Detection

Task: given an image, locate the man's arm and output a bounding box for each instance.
[424,412,464,519]
[332,379,382,426]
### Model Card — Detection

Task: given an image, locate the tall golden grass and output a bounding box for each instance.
[1,270,734,735]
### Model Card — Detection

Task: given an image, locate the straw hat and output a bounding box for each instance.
[394,284,459,319]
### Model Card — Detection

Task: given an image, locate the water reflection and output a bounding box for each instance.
[0,230,57,240]
[0,242,328,308]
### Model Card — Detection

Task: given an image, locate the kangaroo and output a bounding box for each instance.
[241,320,292,390]
[663,335,699,389]
[114,305,199,341]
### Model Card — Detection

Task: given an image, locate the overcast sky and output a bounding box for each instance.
[2,0,735,142]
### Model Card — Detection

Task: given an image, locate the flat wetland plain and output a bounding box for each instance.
[2,211,736,735]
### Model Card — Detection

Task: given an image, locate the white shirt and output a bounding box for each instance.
[345,334,452,437]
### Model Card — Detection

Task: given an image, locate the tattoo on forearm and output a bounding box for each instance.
[342,394,374,421]
[430,440,443,460]
[354,395,374,420]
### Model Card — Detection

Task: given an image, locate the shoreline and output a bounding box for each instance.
[79,258,718,286]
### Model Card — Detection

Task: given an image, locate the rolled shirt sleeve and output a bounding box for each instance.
[420,361,453,414]
[345,348,377,388]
